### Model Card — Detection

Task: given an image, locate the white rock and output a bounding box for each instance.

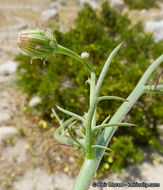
[49,2,61,9]
[29,96,41,107]
[69,156,75,162]
[0,61,18,75]
[80,0,98,9]
[55,156,61,162]
[157,125,163,141]
[54,173,74,190]
[0,75,15,83]
[140,9,148,17]
[0,126,17,144]
[110,0,125,11]
[0,109,12,122]
[14,24,28,31]
[41,9,58,21]
[144,20,163,42]
[157,125,163,135]
[2,140,27,163]
[13,168,55,190]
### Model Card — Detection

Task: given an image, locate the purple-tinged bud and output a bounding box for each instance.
[17,29,57,59]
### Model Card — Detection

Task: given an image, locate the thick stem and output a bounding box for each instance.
[85,98,97,159]
[85,72,96,159]
[72,54,163,190]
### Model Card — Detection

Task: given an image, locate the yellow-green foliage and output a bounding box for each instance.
[124,0,162,9]
[15,2,163,172]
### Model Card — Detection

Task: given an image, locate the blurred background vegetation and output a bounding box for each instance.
[15,1,163,175]
[124,0,163,9]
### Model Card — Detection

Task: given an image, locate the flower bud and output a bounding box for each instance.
[17,29,57,59]
[81,52,89,59]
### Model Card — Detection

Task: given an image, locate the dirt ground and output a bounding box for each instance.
[0,1,81,190]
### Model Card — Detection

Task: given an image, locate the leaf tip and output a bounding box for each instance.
[120,41,126,47]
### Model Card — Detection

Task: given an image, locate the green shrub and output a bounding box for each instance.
[15,2,163,173]
[124,0,162,9]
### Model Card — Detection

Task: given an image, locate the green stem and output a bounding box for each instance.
[85,71,96,158]
[56,43,97,159]
[72,54,163,190]
[85,98,97,159]
[56,44,94,74]
[85,43,123,159]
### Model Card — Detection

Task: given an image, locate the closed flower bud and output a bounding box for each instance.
[81,52,89,59]
[17,29,57,59]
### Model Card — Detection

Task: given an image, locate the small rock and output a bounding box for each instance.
[80,0,98,9]
[157,125,163,136]
[157,125,163,142]
[49,2,61,9]
[54,173,74,190]
[69,156,75,162]
[14,24,28,31]
[41,9,58,21]
[0,61,18,75]
[0,126,17,144]
[110,0,125,11]
[29,96,41,107]
[122,7,129,14]
[144,20,163,42]
[55,156,61,162]
[145,21,157,32]
[0,75,15,84]
[140,9,148,17]
[0,109,12,123]
[14,168,55,190]
[2,140,27,163]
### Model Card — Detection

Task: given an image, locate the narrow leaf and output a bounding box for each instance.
[51,108,62,125]
[101,115,111,125]
[56,105,85,122]
[92,145,112,151]
[93,123,136,131]
[95,42,125,95]
[144,85,163,93]
[68,122,85,148]
[98,96,129,103]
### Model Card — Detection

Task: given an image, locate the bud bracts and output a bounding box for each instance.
[17,30,57,59]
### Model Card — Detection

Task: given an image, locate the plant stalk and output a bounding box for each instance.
[72,54,163,190]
